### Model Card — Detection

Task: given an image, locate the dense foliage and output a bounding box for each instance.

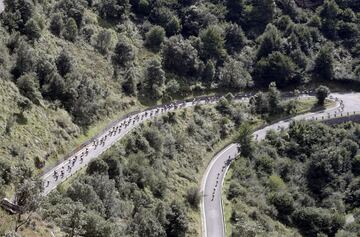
[227,121,360,236]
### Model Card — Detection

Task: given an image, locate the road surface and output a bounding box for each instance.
[200,92,360,237]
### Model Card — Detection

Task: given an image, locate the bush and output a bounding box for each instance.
[316,85,330,106]
[186,186,200,209]
[292,207,345,237]
[145,25,165,51]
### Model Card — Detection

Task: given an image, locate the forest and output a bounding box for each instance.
[0,0,360,236]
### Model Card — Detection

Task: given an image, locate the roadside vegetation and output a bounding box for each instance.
[225,121,360,237]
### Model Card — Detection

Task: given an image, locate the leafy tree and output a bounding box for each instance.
[202,60,215,82]
[226,0,245,23]
[162,36,200,77]
[165,201,189,237]
[200,26,225,60]
[95,29,113,55]
[314,43,334,80]
[123,66,141,96]
[56,50,73,77]
[12,42,36,78]
[145,25,166,51]
[256,24,281,60]
[316,85,330,106]
[268,82,282,114]
[2,0,34,32]
[16,73,42,105]
[237,123,254,157]
[24,18,42,41]
[144,59,166,99]
[250,92,268,114]
[320,0,341,39]
[186,187,200,209]
[269,191,294,218]
[307,147,351,195]
[98,0,130,21]
[346,177,360,207]
[41,71,66,100]
[219,58,252,89]
[56,0,86,27]
[292,207,345,237]
[81,211,113,237]
[254,52,296,87]
[245,0,275,33]
[133,208,166,237]
[166,15,181,36]
[103,158,121,181]
[62,18,78,42]
[62,203,86,237]
[50,13,64,36]
[87,159,109,175]
[14,179,43,232]
[112,38,136,66]
[225,23,246,54]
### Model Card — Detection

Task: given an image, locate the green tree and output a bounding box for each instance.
[123,66,140,96]
[14,179,43,232]
[95,29,113,55]
[165,201,189,237]
[314,43,334,80]
[219,58,252,89]
[99,0,130,21]
[237,123,254,157]
[162,36,200,77]
[24,18,42,41]
[292,207,345,237]
[112,38,136,66]
[62,18,78,42]
[12,42,36,78]
[254,52,296,87]
[145,59,166,99]
[202,60,215,82]
[268,82,281,114]
[320,0,341,39]
[186,187,200,209]
[250,92,269,114]
[200,26,225,60]
[145,25,165,51]
[225,23,246,54]
[49,13,64,36]
[226,0,245,23]
[269,191,295,218]
[87,159,109,175]
[256,24,281,60]
[246,0,275,32]
[56,50,73,77]
[16,73,42,105]
[315,85,330,106]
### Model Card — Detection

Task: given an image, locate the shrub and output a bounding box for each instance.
[186,186,200,209]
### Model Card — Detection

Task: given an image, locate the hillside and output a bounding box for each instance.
[0,0,360,236]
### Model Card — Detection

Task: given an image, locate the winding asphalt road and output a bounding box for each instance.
[200,92,360,237]
[39,91,360,236]
[42,96,226,195]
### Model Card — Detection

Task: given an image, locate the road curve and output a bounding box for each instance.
[201,92,360,237]
[41,93,256,195]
